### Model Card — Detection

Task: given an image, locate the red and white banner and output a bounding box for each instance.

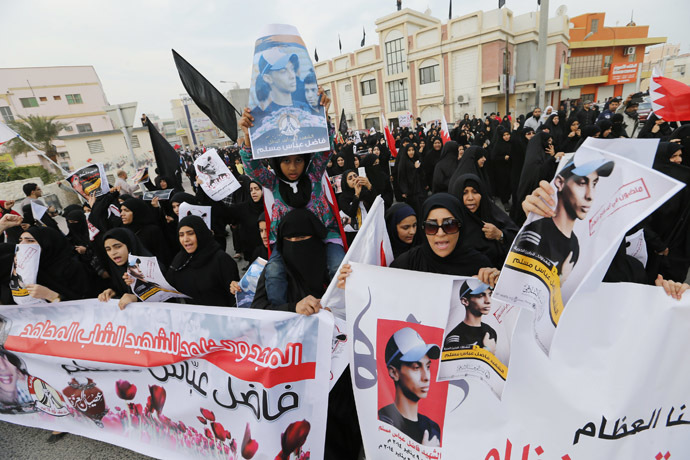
[650,70,690,122]
[381,113,398,158]
[440,114,451,144]
[0,301,333,460]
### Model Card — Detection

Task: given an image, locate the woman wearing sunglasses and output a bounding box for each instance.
[338,193,500,288]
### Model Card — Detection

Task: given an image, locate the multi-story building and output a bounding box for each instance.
[0,66,114,170]
[567,13,666,103]
[314,7,570,129]
[171,96,235,149]
[639,44,689,89]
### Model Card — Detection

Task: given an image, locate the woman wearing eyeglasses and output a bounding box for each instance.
[338,193,500,288]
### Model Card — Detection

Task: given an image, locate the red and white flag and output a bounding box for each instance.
[0,121,19,145]
[650,70,690,122]
[440,113,452,144]
[380,113,398,158]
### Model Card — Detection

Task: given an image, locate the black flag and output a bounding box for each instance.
[449,0,452,19]
[339,35,342,53]
[172,49,239,142]
[142,115,182,190]
[499,0,506,7]
[314,48,319,62]
[339,108,349,136]
[361,27,366,47]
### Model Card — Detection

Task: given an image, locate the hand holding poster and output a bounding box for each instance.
[67,163,110,199]
[131,167,149,184]
[126,255,189,302]
[142,190,173,201]
[248,24,329,159]
[492,145,684,354]
[10,244,45,305]
[236,257,267,308]
[178,202,212,230]
[193,149,241,201]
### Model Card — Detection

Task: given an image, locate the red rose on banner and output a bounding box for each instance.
[205,427,214,439]
[146,385,166,415]
[115,380,137,400]
[62,378,108,427]
[200,407,215,421]
[197,415,207,424]
[242,423,259,459]
[211,421,227,441]
[277,420,311,459]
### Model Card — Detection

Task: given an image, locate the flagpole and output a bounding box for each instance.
[18,135,70,177]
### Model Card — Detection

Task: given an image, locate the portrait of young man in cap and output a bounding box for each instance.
[514,151,615,283]
[0,348,34,414]
[378,327,441,446]
[443,279,497,354]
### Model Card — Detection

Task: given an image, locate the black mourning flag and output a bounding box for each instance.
[449,0,452,19]
[361,27,366,47]
[315,48,319,62]
[172,49,238,142]
[339,35,342,53]
[142,116,182,190]
[339,108,349,136]
[499,0,506,7]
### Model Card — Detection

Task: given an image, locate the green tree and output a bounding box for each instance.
[0,164,60,184]
[6,115,66,163]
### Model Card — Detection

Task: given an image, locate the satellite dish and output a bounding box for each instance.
[556,5,568,17]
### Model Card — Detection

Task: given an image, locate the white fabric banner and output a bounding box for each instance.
[194,149,241,201]
[346,263,690,459]
[0,301,333,460]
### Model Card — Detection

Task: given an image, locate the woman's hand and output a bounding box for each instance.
[118,293,138,310]
[336,264,352,290]
[75,245,87,255]
[481,222,503,241]
[568,131,576,138]
[0,214,22,233]
[88,192,97,208]
[522,180,556,218]
[230,281,242,295]
[358,177,372,190]
[475,268,500,288]
[296,295,322,315]
[545,144,555,157]
[318,87,331,113]
[655,275,689,301]
[123,272,135,286]
[151,197,160,208]
[26,284,59,301]
[98,288,116,302]
[354,181,362,197]
[239,107,254,149]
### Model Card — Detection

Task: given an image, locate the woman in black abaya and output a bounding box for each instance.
[121,197,173,266]
[514,132,560,225]
[448,146,490,195]
[361,154,393,207]
[490,126,513,206]
[397,144,427,215]
[421,136,443,190]
[432,141,462,193]
[385,203,418,259]
[338,169,377,246]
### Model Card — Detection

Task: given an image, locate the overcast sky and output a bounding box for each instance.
[4,0,688,119]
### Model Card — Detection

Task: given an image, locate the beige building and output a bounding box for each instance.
[314,7,570,129]
[171,96,233,149]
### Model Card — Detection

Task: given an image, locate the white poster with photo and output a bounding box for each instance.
[248,24,329,159]
[625,228,648,267]
[178,202,212,230]
[235,257,267,308]
[10,244,46,305]
[193,149,241,201]
[398,112,413,128]
[492,145,684,354]
[127,255,189,302]
[347,265,690,460]
[67,163,110,199]
[142,190,173,201]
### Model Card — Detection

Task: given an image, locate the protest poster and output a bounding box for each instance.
[67,163,110,199]
[329,174,343,194]
[248,24,329,159]
[346,264,690,459]
[30,201,47,222]
[142,190,173,201]
[0,300,333,460]
[9,244,45,305]
[193,149,241,201]
[625,228,648,267]
[178,202,212,230]
[131,167,149,184]
[492,145,684,354]
[235,257,267,308]
[398,112,412,128]
[127,255,189,302]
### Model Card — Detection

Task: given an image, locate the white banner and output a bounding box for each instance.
[346,263,690,459]
[10,244,45,305]
[127,255,189,302]
[194,149,241,201]
[0,301,333,460]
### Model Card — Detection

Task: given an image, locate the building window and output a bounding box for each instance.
[591,19,599,34]
[419,64,440,85]
[361,79,377,96]
[66,94,83,105]
[385,37,405,75]
[388,79,408,112]
[628,53,637,62]
[39,96,47,102]
[0,106,14,123]
[131,135,141,148]
[364,117,380,131]
[603,55,613,69]
[20,97,39,108]
[53,95,61,100]
[86,139,105,154]
[569,54,604,79]
[76,123,93,133]
[581,93,595,103]
[64,126,74,132]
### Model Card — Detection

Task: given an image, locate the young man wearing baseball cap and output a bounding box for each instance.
[378,327,441,446]
[514,151,615,283]
[443,279,497,354]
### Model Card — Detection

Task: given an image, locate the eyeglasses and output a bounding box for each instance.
[423,218,460,235]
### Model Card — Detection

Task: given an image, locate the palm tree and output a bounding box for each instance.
[6,115,66,163]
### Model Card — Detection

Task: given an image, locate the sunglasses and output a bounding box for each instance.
[423,218,460,235]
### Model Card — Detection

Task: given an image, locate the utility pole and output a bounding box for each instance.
[535,0,549,109]
[503,37,511,118]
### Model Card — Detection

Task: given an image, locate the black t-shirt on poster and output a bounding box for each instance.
[513,217,580,275]
[443,322,497,351]
[378,404,441,445]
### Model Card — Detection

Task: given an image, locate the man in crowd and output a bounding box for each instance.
[18,183,45,216]
[577,100,598,127]
[616,93,642,138]
[114,170,137,195]
[524,107,544,131]
[597,97,621,123]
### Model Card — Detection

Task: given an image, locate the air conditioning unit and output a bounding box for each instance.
[623,47,636,56]
[457,94,470,104]
[346,113,354,121]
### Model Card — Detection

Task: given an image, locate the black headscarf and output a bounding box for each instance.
[328,153,347,176]
[170,215,221,271]
[541,113,564,148]
[448,146,490,193]
[515,132,556,217]
[277,209,329,298]
[102,228,152,296]
[170,192,198,206]
[385,203,417,258]
[25,226,93,300]
[269,154,313,208]
[432,141,460,193]
[360,154,388,196]
[638,113,674,139]
[121,198,158,232]
[65,210,90,247]
[390,193,492,275]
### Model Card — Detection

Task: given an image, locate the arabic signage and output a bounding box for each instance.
[608,63,639,85]
[345,264,690,459]
[0,300,333,460]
